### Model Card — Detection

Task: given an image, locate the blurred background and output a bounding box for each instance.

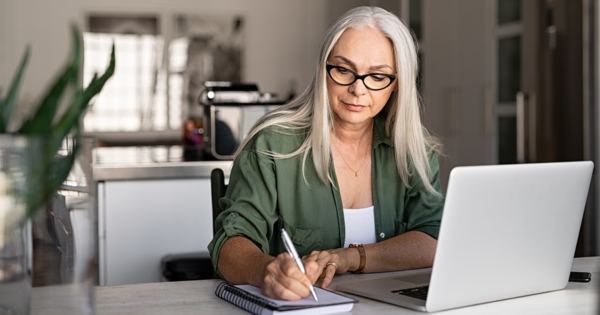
[0,0,598,285]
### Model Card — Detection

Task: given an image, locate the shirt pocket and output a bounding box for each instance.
[395,218,407,236]
[278,217,323,256]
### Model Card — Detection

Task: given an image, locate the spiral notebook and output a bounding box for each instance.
[215,282,358,315]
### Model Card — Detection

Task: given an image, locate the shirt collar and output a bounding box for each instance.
[373,112,393,148]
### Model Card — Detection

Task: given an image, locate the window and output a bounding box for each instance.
[83,14,244,143]
[83,15,175,133]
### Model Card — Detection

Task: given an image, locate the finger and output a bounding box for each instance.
[320,263,338,289]
[307,251,329,268]
[263,276,305,301]
[265,257,311,300]
[280,255,309,282]
[302,250,322,262]
[278,255,315,293]
[304,260,323,283]
[278,264,312,298]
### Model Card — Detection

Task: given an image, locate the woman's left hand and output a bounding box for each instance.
[302,248,358,288]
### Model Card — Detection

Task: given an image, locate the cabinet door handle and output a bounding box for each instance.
[516,92,536,163]
[547,26,557,51]
[517,92,527,163]
[485,85,493,137]
[528,93,537,162]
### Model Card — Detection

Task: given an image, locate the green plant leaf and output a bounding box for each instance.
[55,43,115,139]
[19,67,76,134]
[25,146,78,219]
[20,25,82,135]
[70,24,83,86]
[48,147,78,193]
[16,27,115,222]
[45,90,84,157]
[1,46,30,132]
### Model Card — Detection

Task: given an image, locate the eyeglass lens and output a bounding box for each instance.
[329,67,392,90]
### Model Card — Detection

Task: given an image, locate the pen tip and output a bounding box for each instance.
[311,287,319,302]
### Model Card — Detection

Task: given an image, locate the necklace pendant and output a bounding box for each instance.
[355,172,358,177]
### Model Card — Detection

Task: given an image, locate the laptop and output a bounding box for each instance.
[336,161,594,312]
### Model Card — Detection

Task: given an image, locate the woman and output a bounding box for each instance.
[208,6,444,301]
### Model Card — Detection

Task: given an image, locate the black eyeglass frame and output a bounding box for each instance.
[326,64,396,91]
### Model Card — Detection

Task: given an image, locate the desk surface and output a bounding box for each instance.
[32,256,599,314]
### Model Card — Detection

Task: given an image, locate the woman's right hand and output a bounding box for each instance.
[259,252,321,300]
[218,237,322,301]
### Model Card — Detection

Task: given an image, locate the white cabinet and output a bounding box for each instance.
[421,0,490,190]
[98,178,215,286]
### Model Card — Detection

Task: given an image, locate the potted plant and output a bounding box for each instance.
[0,25,115,315]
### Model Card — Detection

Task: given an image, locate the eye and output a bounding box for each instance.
[370,75,386,82]
[336,67,350,74]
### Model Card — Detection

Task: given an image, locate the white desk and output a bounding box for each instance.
[32,256,599,314]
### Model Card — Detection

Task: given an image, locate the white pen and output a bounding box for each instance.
[281,228,319,302]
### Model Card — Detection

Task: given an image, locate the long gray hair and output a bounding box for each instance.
[235,6,440,195]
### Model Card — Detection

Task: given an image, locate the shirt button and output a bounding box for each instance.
[380,232,385,239]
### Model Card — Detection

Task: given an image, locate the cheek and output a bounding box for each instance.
[327,80,343,101]
[373,91,393,109]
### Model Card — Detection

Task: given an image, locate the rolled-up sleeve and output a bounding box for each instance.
[207,147,278,279]
[403,151,445,239]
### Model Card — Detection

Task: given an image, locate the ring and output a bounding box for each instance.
[326,262,338,270]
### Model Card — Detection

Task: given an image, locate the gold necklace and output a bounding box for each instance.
[332,136,370,177]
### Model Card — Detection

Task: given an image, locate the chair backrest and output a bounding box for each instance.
[210,168,228,236]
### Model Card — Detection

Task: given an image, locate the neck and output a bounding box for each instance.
[331,119,374,154]
[332,118,374,146]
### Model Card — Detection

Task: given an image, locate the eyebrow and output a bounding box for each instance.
[331,56,394,71]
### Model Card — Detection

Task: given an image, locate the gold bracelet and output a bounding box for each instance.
[349,243,365,273]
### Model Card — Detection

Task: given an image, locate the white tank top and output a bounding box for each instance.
[343,206,376,248]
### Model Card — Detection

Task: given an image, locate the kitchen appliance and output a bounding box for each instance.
[198,82,283,160]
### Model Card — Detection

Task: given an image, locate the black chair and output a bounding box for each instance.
[210,168,227,236]
[160,168,228,281]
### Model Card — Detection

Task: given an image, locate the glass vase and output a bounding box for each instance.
[0,135,97,315]
[31,136,97,315]
[0,135,35,315]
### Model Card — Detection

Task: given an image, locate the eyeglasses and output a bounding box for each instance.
[326,64,396,91]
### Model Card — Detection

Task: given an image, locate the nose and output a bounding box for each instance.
[348,78,368,96]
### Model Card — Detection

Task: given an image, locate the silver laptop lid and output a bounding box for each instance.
[426,161,593,312]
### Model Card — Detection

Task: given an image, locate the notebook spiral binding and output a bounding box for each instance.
[215,282,278,315]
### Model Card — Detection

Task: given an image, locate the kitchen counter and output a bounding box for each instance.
[93,146,233,181]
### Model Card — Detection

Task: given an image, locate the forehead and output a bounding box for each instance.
[329,27,395,67]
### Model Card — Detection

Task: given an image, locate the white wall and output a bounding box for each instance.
[0,0,15,94]
[0,0,328,103]
[0,0,4,87]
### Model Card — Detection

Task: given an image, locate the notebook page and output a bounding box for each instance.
[235,285,355,307]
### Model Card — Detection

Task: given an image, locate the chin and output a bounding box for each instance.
[336,113,373,126]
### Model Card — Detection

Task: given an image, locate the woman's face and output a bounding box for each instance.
[327,27,396,128]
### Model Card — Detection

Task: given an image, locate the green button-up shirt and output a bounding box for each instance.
[208,114,445,278]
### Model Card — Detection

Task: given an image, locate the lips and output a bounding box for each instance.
[343,102,366,112]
